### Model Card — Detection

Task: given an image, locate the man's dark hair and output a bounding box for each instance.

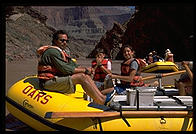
[52,30,68,44]
[95,48,105,55]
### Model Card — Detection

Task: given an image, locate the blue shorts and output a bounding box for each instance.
[94,81,104,90]
[114,84,130,95]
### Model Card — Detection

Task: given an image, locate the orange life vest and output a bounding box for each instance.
[92,59,111,82]
[121,58,145,87]
[37,45,69,80]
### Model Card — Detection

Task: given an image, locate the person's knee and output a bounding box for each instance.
[179,82,185,87]
[73,73,89,83]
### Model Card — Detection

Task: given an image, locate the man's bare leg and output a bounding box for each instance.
[101,87,114,95]
[71,73,106,105]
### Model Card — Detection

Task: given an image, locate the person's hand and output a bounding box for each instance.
[135,76,143,81]
[96,54,104,65]
[96,58,102,66]
[182,61,189,66]
[84,67,92,75]
[107,73,113,79]
[138,76,143,81]
[90,67,95,75]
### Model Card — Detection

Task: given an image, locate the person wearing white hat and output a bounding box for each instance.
[165,49,171,53]
[164,49,174,62]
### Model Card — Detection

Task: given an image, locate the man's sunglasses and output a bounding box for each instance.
[59,39,69,43]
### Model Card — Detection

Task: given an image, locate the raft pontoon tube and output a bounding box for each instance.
[6,76,193,131]
[141,61,179,73]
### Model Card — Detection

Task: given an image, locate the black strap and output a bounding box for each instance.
[168,95,186,106]
[168,95,192,110]
[119,105,131,127]
[97,118,103,131]
[153,102,161,111]
[136,89,139,110]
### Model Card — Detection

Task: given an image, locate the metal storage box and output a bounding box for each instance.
[126,87,156,106]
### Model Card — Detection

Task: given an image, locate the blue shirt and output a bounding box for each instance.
[130,60,139,71]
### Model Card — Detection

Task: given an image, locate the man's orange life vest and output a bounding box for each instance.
[37,45,69,80]
[92,59,111,82]
[120,58,145,87]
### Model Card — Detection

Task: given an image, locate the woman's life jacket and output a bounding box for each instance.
[120,58,145,87]
[92,59,111,82]
[37,45,70,80]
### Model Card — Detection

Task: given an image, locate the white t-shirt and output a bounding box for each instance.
[107,60,112,70]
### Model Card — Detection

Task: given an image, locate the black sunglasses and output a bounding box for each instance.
[59,39,69,43]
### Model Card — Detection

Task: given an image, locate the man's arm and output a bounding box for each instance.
[43,48,78,75]
[182,61,193,83]
[52,55,92,75]
[99,60,112,74]
[73,67,92,75]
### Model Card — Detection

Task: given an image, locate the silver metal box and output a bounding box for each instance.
[126,87,156,106]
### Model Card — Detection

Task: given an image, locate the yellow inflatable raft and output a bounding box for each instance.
[6,76,193,131]
[141,61,179,73]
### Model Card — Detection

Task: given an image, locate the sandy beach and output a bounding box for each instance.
[5,58,182,131]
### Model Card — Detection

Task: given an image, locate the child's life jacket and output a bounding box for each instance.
[121,58,147,87]
[92,59,111,82]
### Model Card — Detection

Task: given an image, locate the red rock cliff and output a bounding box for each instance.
[89,5,194,61]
